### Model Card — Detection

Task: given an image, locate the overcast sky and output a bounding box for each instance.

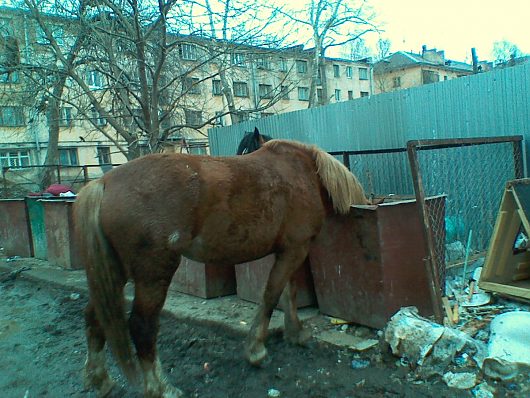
[368,0,530,62]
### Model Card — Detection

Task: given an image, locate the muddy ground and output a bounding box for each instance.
[0,272,523,398]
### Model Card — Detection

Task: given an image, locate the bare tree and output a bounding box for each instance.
[17,0,299,161]
[492,39,524,64]
[376,37,391,60]
[279,0,377,107]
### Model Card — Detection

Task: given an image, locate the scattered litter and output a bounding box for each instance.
[69,293,80,300]
[462,292,491,307]
[351,359,370,369]
[0,266,32,282]
[472,382,495,398]
[483,311,530,380]
[6,256,20,262]
[442,371,477,389]
[267,388,280,397]
[317,330,378,351]
[384,307,486,375]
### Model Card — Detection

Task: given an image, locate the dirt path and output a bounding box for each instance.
[0,276,490,398]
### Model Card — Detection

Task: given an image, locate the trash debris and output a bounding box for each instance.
[483,311,530,380]
[351,359,370,369]
[69,293,80,300]
[317,330,378,351]
[267,388,281,397]
[0,266,31,282]
[442,371,477,389]
[384,307,486,376]
[471,382,495,398]
[6,256,20,262]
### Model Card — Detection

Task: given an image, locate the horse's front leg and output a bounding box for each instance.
[280,277,312,346]
[245,246,309,366]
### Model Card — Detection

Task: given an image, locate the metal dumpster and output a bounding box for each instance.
[42,199,83,270]
[309,196,446,329]
[0,199,33,257]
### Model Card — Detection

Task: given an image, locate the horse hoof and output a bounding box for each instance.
[245,345,269,367]
[285,327,312,346]
[145,384,184,398]
[163,385,184,398]
[84,369,115,397]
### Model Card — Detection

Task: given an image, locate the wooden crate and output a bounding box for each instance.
[480,179,530,300]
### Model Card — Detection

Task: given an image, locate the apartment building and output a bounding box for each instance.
[373,46,473,94]
[0,6,372,194]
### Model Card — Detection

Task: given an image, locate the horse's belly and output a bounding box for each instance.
[181,226,276,266]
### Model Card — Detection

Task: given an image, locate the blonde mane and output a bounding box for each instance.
[263,140,368,214]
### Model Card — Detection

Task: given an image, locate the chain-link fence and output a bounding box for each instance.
[332,136,524,323]
[408,136,524,322]
[1,164,122,198]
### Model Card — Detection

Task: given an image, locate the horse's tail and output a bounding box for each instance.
[314,149,369,214]
[74,180,139,383]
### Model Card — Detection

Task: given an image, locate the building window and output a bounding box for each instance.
[231,52,246,67]
[59,107,73,127]
[348,90,353,100]
[333,64,340,78]
[444,75,448,81]
[212,79,222,96]
[97,146,111,165]
[256,57,271,70]
[214,111,224,126]
[59,148,79,166]
[360,91,369,97]
[91,108,107,126]
[180,43,198,61]
[0,106,25,126]
[235,111,249,122]
[422,70,440,84]
[358,67,368,80]
[298,86,309,101]
[334,89,341,101]
[258,84,273,99]
[0,150,30,168]
[280,85,289,100]
[346,66,353,78]
[181,77,200,94]
[296,60,308,74]
[36,25,65,46]
[87,70,103,89]
[279,58,288,72]
[233,81,249,97]
[184,109,203,126]
[317,88,323,103]
[393,76,401,88]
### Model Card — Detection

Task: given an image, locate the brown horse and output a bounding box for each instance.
[74,139,368,398]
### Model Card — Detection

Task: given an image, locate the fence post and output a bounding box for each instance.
[56,165,61,184]
[407,141,444,324]
[342,152,350,171]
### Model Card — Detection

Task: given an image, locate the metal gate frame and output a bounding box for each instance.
[407,135,524,323]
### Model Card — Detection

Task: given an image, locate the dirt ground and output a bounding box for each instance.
[0,270,522,398]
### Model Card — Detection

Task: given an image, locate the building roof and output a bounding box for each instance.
[374,50,473,74]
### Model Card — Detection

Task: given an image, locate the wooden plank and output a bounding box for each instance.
[479,281,530,299]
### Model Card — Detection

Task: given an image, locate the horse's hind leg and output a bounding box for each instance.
[129,271,182,398]
[84,300,115,397]
[245,246,309,366]
[280,278,311,346]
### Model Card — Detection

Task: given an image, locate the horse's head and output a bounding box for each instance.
[236,127,272,155]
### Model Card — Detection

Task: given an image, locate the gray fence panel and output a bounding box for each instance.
[209,62,529,158]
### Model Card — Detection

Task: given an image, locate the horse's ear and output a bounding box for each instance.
[253,127,260,138]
